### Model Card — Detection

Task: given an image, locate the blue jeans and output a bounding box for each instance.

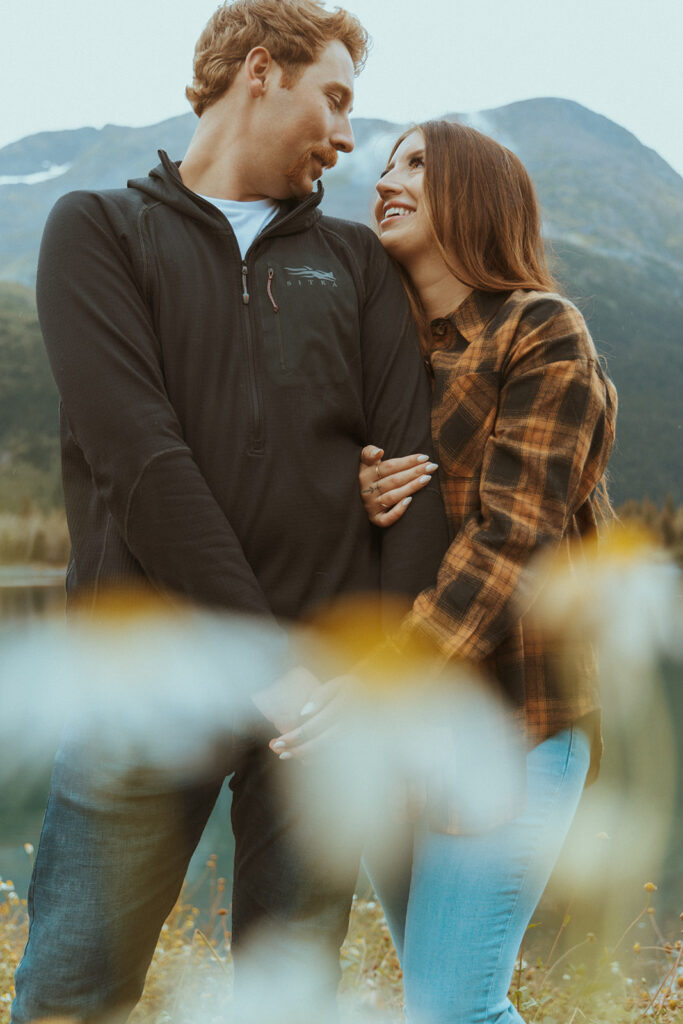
[11,733,357,1023]
[365,727,591,1024]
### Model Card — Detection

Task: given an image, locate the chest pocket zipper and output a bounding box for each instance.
[240,262,264,455]
[267,268,286,370]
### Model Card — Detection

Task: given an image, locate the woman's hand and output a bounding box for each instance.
[359,445,438,527]
[251,665,320,735]
[268,675,354,761]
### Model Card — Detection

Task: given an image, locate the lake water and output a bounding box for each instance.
[0,565,66,619]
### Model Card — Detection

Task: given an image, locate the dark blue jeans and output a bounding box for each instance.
[12,733,357,1023]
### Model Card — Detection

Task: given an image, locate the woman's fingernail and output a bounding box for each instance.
[402,497,412,506]
[370,448,382,457]
[419,475,432,483]
[279,751,293,761]
[416,454,429,463]
[426,463,438,471]
[271,740,286,751]
[300,701,316,717]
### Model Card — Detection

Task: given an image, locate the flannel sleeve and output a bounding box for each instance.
[401,299,616,662]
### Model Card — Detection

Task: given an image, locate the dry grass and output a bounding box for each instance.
[1,864,680,1023]
[0,509,69,566]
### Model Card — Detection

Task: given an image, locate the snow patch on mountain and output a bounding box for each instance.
[0,163,72,186]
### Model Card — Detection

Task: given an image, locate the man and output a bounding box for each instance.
[12,2,447,1020]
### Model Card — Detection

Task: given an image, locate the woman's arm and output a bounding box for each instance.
[401,302,617,664]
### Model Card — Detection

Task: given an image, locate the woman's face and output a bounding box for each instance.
[374,130,433,266]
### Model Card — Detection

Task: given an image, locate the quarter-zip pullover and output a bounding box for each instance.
[37,151,448,627]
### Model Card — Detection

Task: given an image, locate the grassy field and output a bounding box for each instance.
[0,508,69,566]
[1,858,680,1023]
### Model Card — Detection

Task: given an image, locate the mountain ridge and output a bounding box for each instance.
[0,98,680,505]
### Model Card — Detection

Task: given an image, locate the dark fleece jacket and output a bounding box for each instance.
[37,152,448,630]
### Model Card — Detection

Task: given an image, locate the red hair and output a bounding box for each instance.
[186,0,369,115]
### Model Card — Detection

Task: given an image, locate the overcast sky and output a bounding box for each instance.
[2,0,681,175]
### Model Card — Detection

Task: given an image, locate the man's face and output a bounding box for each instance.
[257,40,355,200]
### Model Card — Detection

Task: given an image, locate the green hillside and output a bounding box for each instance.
[0,283,61,511]
[0,255,679,513]
[554,243,681,503]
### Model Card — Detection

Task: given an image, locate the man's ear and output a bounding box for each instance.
[245,46,273,98]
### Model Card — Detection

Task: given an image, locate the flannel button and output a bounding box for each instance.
[431,319,449,337]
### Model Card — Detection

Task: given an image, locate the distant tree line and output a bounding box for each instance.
[1,496,681,569]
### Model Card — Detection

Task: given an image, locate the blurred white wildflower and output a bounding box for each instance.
[0,587,529,885]
[0,588,290,782]
[274,612,527,882]
[525,525,681,914]
[162,921,395,1024]
[528,525,682,712]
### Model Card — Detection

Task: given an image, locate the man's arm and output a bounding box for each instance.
[38,191,276,620]
[357,232,449,601]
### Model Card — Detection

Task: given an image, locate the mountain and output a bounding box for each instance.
[0,98,681,506]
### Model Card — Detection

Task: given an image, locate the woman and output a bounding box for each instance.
[275,121,617,1023]
[356,121,617,1023]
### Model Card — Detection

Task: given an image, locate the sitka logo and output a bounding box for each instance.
[285,266,338,287]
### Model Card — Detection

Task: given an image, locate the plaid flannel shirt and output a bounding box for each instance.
[401,288,617,790]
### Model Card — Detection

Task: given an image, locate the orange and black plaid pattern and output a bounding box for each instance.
[402,288,617,782]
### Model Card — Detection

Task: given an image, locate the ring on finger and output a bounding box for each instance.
[378,500,389,511]
[375,465,382,481]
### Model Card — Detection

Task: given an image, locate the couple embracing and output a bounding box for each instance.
[12,2,616,1022]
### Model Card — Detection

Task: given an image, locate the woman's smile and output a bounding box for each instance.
[380,202,416,226]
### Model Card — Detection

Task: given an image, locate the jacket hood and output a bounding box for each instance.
[127,150,324,237]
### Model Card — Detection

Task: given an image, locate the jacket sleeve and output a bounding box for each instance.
[358,234,450,601]
[38,191,278,621]
[400,300,617,662]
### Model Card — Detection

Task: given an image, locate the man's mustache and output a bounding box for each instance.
[311,145,338,171]
[285,145,339,190]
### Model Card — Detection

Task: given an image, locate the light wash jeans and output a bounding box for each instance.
[366,726,591,1024]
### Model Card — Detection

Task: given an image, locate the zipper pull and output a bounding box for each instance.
[267,268,279,312]
[241,264,250,305]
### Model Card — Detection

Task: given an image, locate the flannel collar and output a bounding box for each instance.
[430,289,511,346]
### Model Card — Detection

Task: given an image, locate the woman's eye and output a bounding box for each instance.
[409,156,424,169]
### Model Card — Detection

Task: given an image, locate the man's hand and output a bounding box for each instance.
[268,674,357,760]
[251,665,321,734]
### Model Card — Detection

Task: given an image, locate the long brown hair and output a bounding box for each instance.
[384,121,614,521]
[384,120,561,335]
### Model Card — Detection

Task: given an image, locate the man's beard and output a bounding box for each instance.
[285,145,338,198]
